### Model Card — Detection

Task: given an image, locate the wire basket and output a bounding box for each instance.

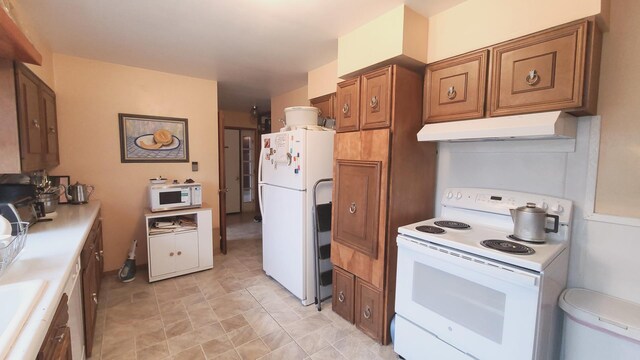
[0,221,29,276]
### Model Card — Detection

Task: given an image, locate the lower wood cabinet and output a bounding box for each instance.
[37,294,71,360]
[332,266,355,323]
[332,266,384,342]
[81,215,103,358]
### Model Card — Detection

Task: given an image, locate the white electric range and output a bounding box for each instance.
[394,188,573,360]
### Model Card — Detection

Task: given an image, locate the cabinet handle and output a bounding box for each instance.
[53,331,65,343]
[177,251,182,255]
[526,69,540,86]
[169,252,175,257]
[342,103,349,115]
[48,126,56,134]
[349,202,357,214]
[318,108,323,117]
[338,291,345,303]
[32,118,40,129]
[363,306,372,319]
[447,86,457,100]
[92,293,98,304]
[369,95,378,109]
[95,251,100,261]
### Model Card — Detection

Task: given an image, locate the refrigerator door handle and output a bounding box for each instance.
[258,183,264,216]
[258,139,266,184]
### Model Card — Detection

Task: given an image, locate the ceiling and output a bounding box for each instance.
[19,0,465,112]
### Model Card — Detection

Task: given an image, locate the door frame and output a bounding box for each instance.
[223,128,242,214]
[225,126,259,214]
[218,120,259,254]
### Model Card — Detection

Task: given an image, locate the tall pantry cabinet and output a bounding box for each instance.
[331,64,437,344]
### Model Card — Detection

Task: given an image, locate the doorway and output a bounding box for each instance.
[222,127,260,243]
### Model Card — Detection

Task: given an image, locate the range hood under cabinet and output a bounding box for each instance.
[417,111,577,142]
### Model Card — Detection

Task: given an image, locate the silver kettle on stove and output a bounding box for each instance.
[66,182,94,204]
[509,203,559,243]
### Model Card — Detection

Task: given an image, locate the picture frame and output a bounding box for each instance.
[49,175,70,204]
[118,113,189,163]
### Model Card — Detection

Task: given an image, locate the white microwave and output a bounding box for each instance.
[149,183,202,212]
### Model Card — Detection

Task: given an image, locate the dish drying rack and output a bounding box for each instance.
[0,221,28,277]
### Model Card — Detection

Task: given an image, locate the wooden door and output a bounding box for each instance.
[82,256,98,357]
[224,129,241,214]
[361,66,392,129]
[217,112,227,254]
[333,160,381,258]
[425,50,489,122]
[489,20,587,116]
[335,78,360,132]
[41,86,59,168]
[15,64,44,171]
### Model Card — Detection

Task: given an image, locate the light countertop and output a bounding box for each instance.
[0,201,101,359]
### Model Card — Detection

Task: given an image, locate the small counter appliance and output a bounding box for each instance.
[148,183,202,212]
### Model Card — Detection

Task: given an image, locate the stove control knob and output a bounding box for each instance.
[551,204,564,214]
[447,191,454,199]
[456,192,463,200]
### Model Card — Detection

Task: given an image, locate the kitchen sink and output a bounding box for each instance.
[0,279,46,358]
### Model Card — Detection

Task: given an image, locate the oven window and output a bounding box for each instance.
[412,262,506,343]
[159,191,182,205]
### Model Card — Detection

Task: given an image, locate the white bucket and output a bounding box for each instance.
[284,106,318,126]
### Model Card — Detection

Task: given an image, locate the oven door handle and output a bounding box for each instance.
[398,236,540,288]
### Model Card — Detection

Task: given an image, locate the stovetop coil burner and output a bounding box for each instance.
[434,220,471,230]
[416,225,445,234]
[508,234,545,244]
[481,239,535,255]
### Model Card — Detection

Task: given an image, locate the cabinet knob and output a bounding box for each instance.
[363,306,372,319]
[447,86,457,100]
[342,103,349,115]
[318,108,323,117]
[169,252,175,256]
[526,69,540,86]
[177,251,182,256]
[99,250,104,257]
[32,118,40,129]
[92,293,98,304]
[48,126,56,134]
[95,252,100,261]
[338,291,345,303]
[348,202,357,214]
[53,331,65,343]
[369,95,378,109]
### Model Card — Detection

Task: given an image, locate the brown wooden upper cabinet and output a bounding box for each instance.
[336,78,360,132]
[310,93,336,119]
[14,62,60,171]
[361,66,392,129]
[336,66,393,132]
[489,19,600,117]
[425,49,489,123]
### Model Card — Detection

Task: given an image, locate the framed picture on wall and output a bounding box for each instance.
[118,113,189,163]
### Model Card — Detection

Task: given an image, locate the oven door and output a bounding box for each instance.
[395,235,541,360]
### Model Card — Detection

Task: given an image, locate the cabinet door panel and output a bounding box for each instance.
[332,266,355,323]
[41,87,59,168]
[425,50,488,122]
[82,257,97,357]
[336,78,360,132]
[15,67,44,171]
[361,66,392,129]
[174,231,199,272]
[355,278,383,341]
[149,233,176,277]
[490,21,587,116]
[310,93,335,119]
[334,160,381,258]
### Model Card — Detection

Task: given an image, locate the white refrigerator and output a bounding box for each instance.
[258,128,335,305]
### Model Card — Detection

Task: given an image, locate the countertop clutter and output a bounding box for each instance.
[0,201,100,359]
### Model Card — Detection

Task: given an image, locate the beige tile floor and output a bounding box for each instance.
[89,238,399,360]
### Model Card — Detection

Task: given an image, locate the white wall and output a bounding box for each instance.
[434,118,640,357]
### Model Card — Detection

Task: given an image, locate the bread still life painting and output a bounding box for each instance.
[118,113,189,163]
